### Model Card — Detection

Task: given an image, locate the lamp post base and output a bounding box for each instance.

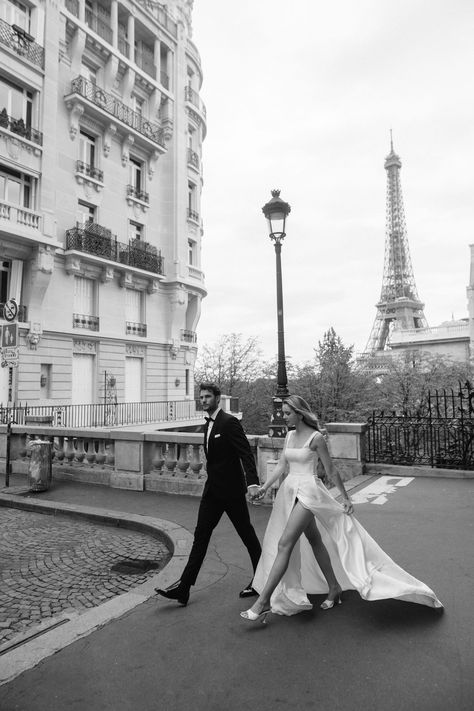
[268,395,288,438]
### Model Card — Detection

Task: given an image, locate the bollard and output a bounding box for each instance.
[28,440,52,492]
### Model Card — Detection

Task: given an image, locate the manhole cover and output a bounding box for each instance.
[111,559,160,575]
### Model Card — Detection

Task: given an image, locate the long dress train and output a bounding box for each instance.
[252,431,443,616]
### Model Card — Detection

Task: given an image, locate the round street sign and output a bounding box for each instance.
[3,299,18,322]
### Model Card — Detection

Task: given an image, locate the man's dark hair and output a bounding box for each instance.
[199,382,221,397]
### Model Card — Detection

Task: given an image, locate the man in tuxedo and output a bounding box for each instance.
[155,382,261,606]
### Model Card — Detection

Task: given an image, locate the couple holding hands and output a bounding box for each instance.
[156,384,442,624]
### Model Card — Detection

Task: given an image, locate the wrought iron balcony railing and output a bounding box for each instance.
[85,8,112,44]
[66,224,164,276]
[181,329,197,343]
[0,109,42,145]
[68,77,165,148]
[185,86,207,118]
[0,18,44,68]
[187,148,200,169]
[126,321,147,337]
[73,313,100,331]
[187,208,199,223]
[127,185,149,203]
[76,160,104,182]
[0,302,27,321]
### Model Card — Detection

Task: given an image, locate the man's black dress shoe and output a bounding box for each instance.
[239,583,258,598]
[155,581,190,606]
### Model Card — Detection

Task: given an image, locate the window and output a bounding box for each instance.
[74,276,95,316]
[188,182,195,210]
[0,0,31,32]
[0,165,33,207]
[77,200,96,225]
[80,62,97,85]
[188,127,195,150]
[0,261,9,303]
[185,369,190,396]
[0,77,33,127]
[128,220,143,242]
[79,130,96,167]
[129,157,143,192]
[131,95,144,116]
[125,289,142,322]
[40,364,51,398]
[188,240,195,265]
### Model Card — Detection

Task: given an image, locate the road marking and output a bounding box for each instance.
[351,476,415,506]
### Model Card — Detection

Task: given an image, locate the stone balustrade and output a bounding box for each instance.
[0,423,368,496]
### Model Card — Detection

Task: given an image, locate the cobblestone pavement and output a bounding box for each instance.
[0,508,171,648]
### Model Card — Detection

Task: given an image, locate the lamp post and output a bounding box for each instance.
[262,189,291,437]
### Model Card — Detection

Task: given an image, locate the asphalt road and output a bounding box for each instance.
[1,475,473,711]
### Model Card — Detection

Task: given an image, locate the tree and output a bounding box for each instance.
[194,333,263,394]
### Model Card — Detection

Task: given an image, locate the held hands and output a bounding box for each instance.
[247,485,266,502]
[342,496,354,515]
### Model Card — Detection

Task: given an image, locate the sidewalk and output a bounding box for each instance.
[1,474,473,711]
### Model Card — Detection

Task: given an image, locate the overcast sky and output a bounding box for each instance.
[191,0,474,364]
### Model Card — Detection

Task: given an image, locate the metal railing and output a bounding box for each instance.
[0,399,212,428]
[66,224,165,276]
[181,329,197,343]
[187,208,199,223]
[0,110,42,145]
[76,160,104,182]
[367,381,474,469]
[68,77,165,147]
[184,86,207,118]
[73,313,100,331]
[0,18,44,68]
[126,321,147,337]
[127,185,149,203]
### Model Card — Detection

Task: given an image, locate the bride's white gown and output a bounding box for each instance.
[252,431,443,616]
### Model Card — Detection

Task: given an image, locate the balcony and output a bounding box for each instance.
[0,110,42,146]
[127,184,149,204]
[73,313,100,331]
[185,87,207,119]
[76,160,104,183]
[187,148,200,170]
[0,302,27,322]
[135,0,178,38]
[126,321,147,337]
[135,46,155,80]
[0,18,44,69]
[0,202,41,232]
[65,77,166,149]
[181,329,197,344]
[187,208,199,224]
[66,224,164,276]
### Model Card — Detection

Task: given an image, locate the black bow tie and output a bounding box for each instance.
[205,417,213,423]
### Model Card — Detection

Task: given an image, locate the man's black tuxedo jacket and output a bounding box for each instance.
[203,410,259,499]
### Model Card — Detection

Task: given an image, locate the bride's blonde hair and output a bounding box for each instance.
[285,395,320,431]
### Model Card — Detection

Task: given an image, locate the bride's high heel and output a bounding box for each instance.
[320,587,342,610]
[240,607,271,624]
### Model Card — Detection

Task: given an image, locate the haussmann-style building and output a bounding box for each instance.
[0,0,207,419]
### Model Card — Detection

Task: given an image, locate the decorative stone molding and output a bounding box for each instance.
[186,107,202,128]
[147,278,159,294]
[26,323,42,350]
[2,134,42,159]
[119,271,134,288]
[126,344,145,356]
[121,134,134,166]
[65,100,85,140]
[100,266,115,283]
[65,253,82,276]
[126,194,149,214]
[169,340,180,359]
[73,339,97,354]
[148,150,160,180]
[103,123,117,157]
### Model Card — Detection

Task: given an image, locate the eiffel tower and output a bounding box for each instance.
[364,135,428,354]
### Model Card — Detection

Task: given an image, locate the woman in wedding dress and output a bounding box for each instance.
[241,396,443,624]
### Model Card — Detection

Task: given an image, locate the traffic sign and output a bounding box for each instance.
[3,298,18,322]
[1,323,18,348]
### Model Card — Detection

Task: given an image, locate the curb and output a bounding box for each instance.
[0,492,194,686]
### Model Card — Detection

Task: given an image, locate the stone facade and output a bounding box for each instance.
[0,0,206,406]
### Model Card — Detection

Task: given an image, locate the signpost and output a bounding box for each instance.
[1,299,19,487]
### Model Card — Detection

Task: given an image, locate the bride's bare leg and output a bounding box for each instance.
[249,502,314,614]
[304,518,340,594]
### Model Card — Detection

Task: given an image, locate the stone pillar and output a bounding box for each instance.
[111,0,118,48]
[325,423,368,480]
[127,13,135,63]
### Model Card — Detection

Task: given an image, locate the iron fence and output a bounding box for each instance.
[0,400,207,429]
[367,381,474,469]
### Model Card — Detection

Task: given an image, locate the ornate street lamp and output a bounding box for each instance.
[262,189,291,437]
